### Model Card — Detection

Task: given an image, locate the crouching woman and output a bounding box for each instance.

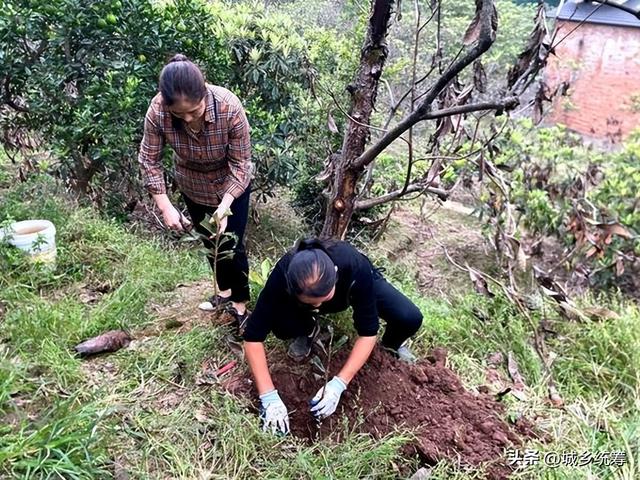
[242,238,423,434]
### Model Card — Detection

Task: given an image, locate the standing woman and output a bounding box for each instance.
[138,54,252,324]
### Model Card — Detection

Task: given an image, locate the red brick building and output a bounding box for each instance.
[545,0,640,142]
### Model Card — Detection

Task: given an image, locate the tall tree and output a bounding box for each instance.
[319,0,551,238]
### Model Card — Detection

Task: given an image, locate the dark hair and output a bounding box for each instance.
[159,54,206,106]
[286,238,337,298]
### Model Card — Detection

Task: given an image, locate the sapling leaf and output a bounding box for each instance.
[310,355,326,374]
[261,258,272,279]
[334,335,349,351]
[314,338,327,356]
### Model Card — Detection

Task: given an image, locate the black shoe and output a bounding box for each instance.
[288,336,313,361]
[198,294,232,311]
[226,305,249,336]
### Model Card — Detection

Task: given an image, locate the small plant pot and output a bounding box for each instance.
[2,219,57,264]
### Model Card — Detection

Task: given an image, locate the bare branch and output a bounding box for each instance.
[355,182,449,210]
[421,97,518,120]
[352,0,498,170]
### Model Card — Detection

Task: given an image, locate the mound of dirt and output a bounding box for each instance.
[239,346,534,479]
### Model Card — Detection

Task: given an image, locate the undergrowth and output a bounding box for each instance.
[1,172,638,479]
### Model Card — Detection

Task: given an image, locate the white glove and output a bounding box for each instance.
[259,389,289,434]
[310,376,347,420]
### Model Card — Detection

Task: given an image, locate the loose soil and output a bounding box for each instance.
[232,345,535,480]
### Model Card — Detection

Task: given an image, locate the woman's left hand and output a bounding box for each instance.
[213,205,229,233]
[212,192,235,234]
[310,376,347,420]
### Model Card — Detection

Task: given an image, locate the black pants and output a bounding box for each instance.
[272,269,422,350]
[373,269,423,349]
[182,188,250,302]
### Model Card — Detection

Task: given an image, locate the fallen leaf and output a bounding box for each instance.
[548,384,564,407]
[615,257,625,277]
[194,410,209,423]
[606,223,633,239]
[468,268,494,297]
[583,307,620,321]
[487,352,504,366]
[409,467,433,480]
[507,352,528,401]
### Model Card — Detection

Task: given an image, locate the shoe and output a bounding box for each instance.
[287,335,313,361]
[198,294,232,311]
[383,342,417,364]
[226,305,249,336]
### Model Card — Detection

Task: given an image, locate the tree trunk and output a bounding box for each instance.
[321,0,394,239]
[71,149,97,195]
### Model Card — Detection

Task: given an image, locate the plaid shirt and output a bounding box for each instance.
[138,84,252,206]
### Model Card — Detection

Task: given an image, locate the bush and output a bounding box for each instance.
[479,120,640,287]
[0,0,322,209]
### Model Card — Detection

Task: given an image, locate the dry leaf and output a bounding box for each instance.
[468,268,494,298]
[507,2,549,88]
[327,112,339,134]
[194,410,209,423]
[473,60,487,93]
[548,384,564,407]
[615,257,625,276]
[607,223,633,239]
[583,307,621,321]
[487,352,504,366]
[507,352,528,400]
[463,0,497,45]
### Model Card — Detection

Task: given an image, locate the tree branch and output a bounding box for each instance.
[355,182,449,210]
[352,0,498,170]
[421,97,518,120]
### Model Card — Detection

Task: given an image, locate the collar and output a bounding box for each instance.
[204,86,216,124]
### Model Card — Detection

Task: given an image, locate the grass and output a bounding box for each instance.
[1,169,638,479]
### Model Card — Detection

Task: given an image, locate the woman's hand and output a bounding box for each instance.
[213,204,229,234]
[161,203,191,231]
[212,192,235,234]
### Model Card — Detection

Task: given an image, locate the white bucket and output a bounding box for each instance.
[2,220,57,264]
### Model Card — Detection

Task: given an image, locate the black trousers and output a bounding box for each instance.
[272,269,423,350]
[182,188,250,302]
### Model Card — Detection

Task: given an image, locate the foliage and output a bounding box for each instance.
[0,0,318,207]
[479,120,640,287]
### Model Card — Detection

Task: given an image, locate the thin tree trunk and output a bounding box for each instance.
[321,0,394,239]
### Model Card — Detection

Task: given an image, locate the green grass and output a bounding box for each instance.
[1,173,638,479]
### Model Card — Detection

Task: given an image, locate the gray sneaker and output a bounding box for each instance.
[288,336,313,361]
[396,344,417,363]
[384,343,417,364]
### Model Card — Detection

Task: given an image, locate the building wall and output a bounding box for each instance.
[545,21,640,142]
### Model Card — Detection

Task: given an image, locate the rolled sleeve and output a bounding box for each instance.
[224,108,252,199]
[138,105,166,195]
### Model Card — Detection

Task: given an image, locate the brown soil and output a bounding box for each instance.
[234,345,535,479]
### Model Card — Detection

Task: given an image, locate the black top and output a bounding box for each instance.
[243,241,380,342]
